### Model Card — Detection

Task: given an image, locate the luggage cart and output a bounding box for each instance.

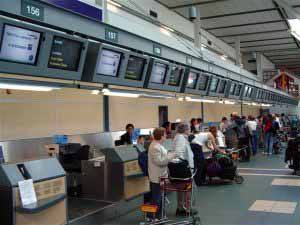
[205,147,245,184]
[140,171,201,225]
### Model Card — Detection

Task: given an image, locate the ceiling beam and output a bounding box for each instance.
[200,8,277,20]
[227,37,293,44]
[267,53,300,57]
[217,29,288,38]
[269,56,300,60]
[206,20,284,31]
[241,42,295,48]
[167,0,230,10]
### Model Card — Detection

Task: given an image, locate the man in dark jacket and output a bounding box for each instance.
[229,113,251,162]
[120,123,134,145]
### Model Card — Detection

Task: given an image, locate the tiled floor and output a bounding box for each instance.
[249,200,297,214]
[272,178,300,187]
[76,151,300,225]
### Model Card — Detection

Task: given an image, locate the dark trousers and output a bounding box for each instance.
[150,182,162,216]
[238,137,251,161]
[251,131,258,155]
[194,157,206,186]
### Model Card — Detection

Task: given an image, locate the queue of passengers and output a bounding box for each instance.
[119,113,284,218]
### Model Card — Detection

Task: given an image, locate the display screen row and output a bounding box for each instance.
[0,24,84,71]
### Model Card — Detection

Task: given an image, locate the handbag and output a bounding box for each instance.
[168,158,192,182]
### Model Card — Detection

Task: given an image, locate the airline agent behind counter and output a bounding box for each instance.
[120,123,135,145]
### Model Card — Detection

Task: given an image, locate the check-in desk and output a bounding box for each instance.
[101,145,149,201]
[0,158,67,225]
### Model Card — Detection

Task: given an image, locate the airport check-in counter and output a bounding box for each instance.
[0,158,67,225]
[101,145,149,201]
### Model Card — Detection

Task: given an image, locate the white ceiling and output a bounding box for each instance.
[157,0,300,75]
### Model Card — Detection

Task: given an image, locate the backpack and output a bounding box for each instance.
[138,151,148,176]
[215,152,233,168]
[206,160,222,177]
[168,158,192,182]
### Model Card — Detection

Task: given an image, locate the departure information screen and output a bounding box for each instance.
[198,73,209,90]
[0,24,41,65]
[150,62,168,84]
[168,66,183,86]
[218,80,227,94]
[209,77,219,92]
[186,71,198,89]
[48,36,82,71]
[125,55,146,80]
[235,84,242,96]
[97,49,122,76]
[244,86,249,97]
[230,83,236,95]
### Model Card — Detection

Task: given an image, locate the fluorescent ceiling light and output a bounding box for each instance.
[224,100,236,105]
[107,0,122,7]
[101,88,139,98]
[288,19,300,41]
[201,44,207,48]
[91,90,100,95]
[160,27,171,36]
[162,25,174,32]
[185,97,216,103]
[220,55,227,61]
[0,83,60,92]
[177,97,184,101]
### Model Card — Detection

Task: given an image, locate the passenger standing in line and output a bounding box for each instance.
[191,126,222,186]
[172,123,195,216]
[190,118,197,134]
[264,114,275,155]
[120,123,135,145]
[229,112,251,162]
[246,115,258,156]
[162,121,172,139]
[196,118,204,132]
[148,128,177,217]
[220,117,229,133]
[256,116,264,149]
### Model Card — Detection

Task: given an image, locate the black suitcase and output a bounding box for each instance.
[220,165,237,180]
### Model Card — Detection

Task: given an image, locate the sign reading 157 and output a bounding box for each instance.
[21,0,44,21]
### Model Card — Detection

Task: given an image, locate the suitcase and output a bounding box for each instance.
[220,165,237,180]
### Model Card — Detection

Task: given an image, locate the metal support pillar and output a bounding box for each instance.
[256,52,263,81]
[241,102,244,116]
[201,102,204,122]
[193,6,202,52]
[103,84,110,132]
[235,36,241,66]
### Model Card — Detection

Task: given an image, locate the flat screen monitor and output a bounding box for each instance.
[125,55,146,80]
[244,86,249,97]
[186,71,198,89]
[198,73,209,91]
[168,66,183,86]
[218,80,227,94]
[247,87,253,97]
[150,62,168,84]
[235,84,242,96]
[209,77,219,92]
[97,49,122,77]
[0,24,41,65]
[48,36,82,71]
[229,83,236,95]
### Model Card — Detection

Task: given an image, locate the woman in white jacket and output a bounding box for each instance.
[148,127,177,217]
[172,123,195,216]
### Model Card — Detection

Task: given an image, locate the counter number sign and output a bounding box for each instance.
[153,44,162,56]
[105,28,118,43]
[21,0,44,21]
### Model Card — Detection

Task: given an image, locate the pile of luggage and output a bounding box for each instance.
[285,136,300,175]
[206,152,243,184]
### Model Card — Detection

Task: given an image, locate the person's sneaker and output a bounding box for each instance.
[176,208,185,216]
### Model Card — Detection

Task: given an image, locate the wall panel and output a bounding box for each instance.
[0,89,103,141]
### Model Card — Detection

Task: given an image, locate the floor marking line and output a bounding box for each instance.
[238,168,291,171]
[239,173,297,178]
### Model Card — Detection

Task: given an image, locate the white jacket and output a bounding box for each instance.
[148,141,173,183]
[173,134,194,169]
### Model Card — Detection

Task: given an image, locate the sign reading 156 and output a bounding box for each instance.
[21,0,44,21]
[26,5,40,17]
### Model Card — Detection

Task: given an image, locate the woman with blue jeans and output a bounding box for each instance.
[247,115,258,156]
[264,114,275,155]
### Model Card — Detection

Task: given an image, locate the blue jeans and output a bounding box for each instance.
[264,132,274,154]
[251,131,258,155]
[150,182,162,216]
